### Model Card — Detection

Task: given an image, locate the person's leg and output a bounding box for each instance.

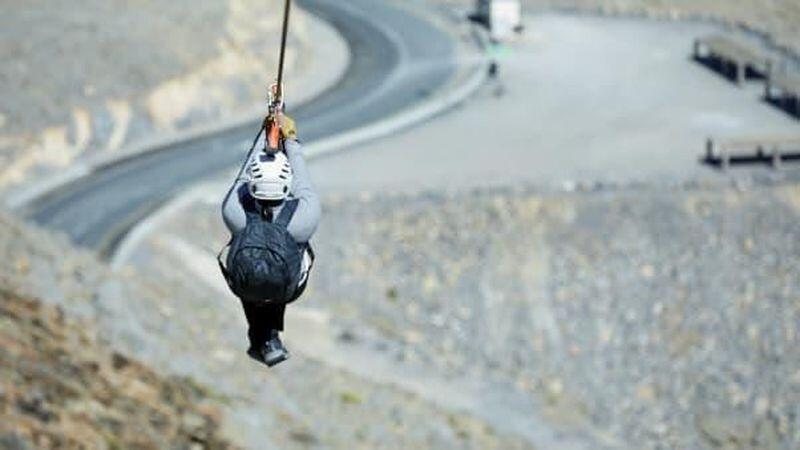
[242,301,289,367]
[241,301,269,348]
[261,303,286,331]
[241,302,287,343]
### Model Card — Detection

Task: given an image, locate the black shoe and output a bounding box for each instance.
[247,330,290,367]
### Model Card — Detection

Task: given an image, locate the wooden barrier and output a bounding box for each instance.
[693,34,774,84]
[703,136,800,170]
[765,71,800,118]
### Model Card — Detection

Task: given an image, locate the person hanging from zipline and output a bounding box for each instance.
[219,109,320,368]
[217,0,320,368]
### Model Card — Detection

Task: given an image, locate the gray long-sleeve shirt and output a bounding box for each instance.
[221,131,321,244]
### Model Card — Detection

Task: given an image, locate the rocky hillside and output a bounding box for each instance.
[0,288,236,450]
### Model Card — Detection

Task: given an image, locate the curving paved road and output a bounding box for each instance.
[25,0,455,258]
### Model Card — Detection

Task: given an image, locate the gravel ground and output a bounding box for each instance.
[303,183,800,450]
[0,208,530,448]
[132,208,535,449]
[4,177,796,449]
[140,177,799,449]
[0,289,236,449]
[0,0,313,190]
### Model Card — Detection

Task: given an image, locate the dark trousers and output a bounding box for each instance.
[238,249,313,347]
[241,302,286,347]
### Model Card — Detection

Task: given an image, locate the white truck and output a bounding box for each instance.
[469,0,523,42]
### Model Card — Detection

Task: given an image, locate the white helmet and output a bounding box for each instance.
[246,151,293,201]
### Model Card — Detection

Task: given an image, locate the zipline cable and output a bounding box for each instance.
[265,0,292,151]
[276,0,292,102]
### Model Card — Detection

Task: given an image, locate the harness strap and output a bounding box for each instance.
[217,242,232,286]
[275,199,299,227]
[288,244,315,303]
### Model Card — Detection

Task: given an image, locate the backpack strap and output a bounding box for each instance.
[217,241,233,287]
[285,244,314,303]
[274,199,299,228]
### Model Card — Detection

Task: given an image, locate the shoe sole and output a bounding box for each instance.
[264,350,290,367]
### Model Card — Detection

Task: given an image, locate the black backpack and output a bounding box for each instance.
[218,200,304,305]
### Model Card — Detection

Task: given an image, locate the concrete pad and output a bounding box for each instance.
[310,14,800,194]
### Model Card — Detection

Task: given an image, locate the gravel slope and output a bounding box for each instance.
[0,289,236,449]
[306,182,800,450]
[131,176,799,449]
[0,207,531,448]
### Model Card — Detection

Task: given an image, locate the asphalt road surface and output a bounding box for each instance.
[25,0,455,257]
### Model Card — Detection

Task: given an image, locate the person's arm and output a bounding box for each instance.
[221,129,265,234]
[284,139,321,243]
[221,181,248,234]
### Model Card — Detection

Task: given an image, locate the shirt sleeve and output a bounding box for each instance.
[284,139,321,243]
[221,129,265,234]
[221,182,248,234]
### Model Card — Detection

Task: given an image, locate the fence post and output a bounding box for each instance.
[772,147,782,169]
